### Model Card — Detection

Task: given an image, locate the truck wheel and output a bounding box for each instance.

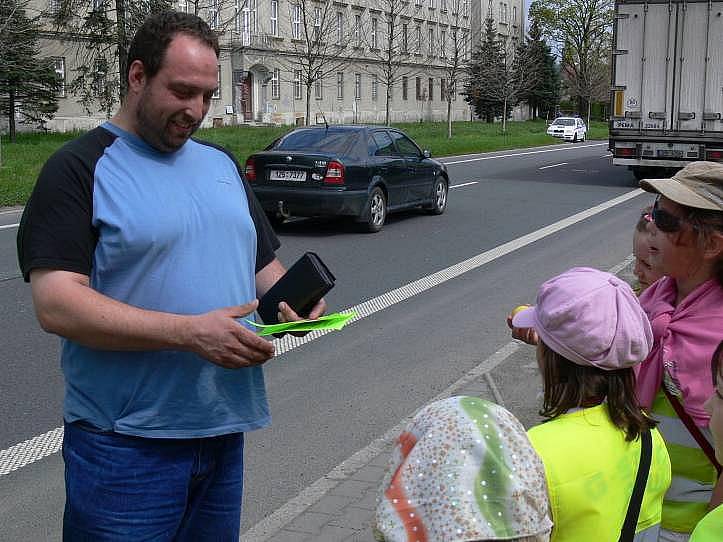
[631,167,648,181]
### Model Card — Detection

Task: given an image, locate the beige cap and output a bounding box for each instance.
[639,161,723,211]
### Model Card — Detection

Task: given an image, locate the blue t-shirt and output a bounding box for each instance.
[18,123,280,438]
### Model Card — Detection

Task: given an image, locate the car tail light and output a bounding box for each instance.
[244,157,256,182]
[323,160,345,185]
[615,147,636,157]
[706,150,723,161]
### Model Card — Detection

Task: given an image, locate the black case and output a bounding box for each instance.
[257,252,335,324]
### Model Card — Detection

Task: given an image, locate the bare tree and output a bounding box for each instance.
[437,0,469,138]
[360,0,415,126]
[280,0,352,125]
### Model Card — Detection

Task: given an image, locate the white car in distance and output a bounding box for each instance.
[546,117,587,142]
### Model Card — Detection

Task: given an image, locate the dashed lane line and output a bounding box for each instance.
[0,189,643,479]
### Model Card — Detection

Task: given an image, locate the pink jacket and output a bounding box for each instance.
[636,277,723,426]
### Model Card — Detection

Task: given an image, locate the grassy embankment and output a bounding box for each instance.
[0,119,608,207]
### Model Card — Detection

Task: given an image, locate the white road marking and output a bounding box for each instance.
[449,181,479,189]
[538,162,568,170]
[241,254,637,541]
[0,223,19,231]
[442,142,606,165]
[0,209,23,216]
[0,190,644,482]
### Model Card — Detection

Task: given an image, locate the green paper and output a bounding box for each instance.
[246,311,357,336]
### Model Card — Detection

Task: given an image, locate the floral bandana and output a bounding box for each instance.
[374,397,552,542]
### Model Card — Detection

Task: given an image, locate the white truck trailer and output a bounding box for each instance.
[609,0,723,180]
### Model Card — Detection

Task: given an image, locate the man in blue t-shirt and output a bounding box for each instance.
[17,11,325,541]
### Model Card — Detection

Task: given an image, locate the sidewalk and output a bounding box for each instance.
[240,260,637,542]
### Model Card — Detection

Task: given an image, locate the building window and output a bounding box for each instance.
[213,65,221,99]
[92,59,108,97]
[47,0,61,14]
[415,76,421,100]
[271,68,280,99]
[429,0,435,8]
[337,72,344,99]
[294,69,302,99]
[441,0,447,11]
[292,4,301,39]
[315,74,323,99]
[462,0,469,16]
[428,77,433,101]
[313,6,321,40]
[415,0,422,6]
[371,18,378,49]
[441,78,447,101]
[451,80,457,100]
[371,75,378,101]
[463,30,469,59]
[270,0,278,36]
[415,25,421,54]
[512,6,517,26]
[402,24,408,53]
[428,27,434,56]
[336,11,343,44]
[208,0,220,29]
[402,76,408,100]
[52,57,65,97]
[440,29,446,57]
[354,14,362,47]
[354,73,361,100]
[237,0,257,45]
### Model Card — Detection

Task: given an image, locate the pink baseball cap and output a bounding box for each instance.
[512,267,653,370]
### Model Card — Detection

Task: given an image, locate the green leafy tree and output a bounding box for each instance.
[517,17,560,120]
[529,0,613,119]
[0,0,61,142]
[464,16,504,123]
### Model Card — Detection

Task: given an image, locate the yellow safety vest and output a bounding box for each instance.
[689,504,723,541]
[528,404,671,542]
[651,390,718,534]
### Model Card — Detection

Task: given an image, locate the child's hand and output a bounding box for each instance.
[506,309,539,346]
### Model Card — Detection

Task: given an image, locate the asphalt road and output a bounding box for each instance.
[0,141,656,539]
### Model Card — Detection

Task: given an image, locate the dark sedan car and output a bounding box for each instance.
[244,125,449,232]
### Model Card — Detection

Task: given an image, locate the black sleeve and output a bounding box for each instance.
[195,139,280,273]
[17,128,115,282]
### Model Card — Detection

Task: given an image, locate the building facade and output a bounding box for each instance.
[22,0,524,131]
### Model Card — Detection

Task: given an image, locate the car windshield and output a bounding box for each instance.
[552,118,576,126]
[275,129,357,154]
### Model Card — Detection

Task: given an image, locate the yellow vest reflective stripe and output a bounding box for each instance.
[689,504,723,542]
[651,391,717,533]
[528,404,671,542]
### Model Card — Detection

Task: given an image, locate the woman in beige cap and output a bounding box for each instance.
[635,161,723,540]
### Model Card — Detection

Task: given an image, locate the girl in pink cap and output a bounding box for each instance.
[511,267,671,542]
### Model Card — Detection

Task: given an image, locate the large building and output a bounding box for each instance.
[23,0,523,131]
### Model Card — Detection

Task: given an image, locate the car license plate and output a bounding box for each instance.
[656,149,683,158]
[270,170,306,181]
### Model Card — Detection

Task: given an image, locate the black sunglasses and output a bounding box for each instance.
[651,197,689,233]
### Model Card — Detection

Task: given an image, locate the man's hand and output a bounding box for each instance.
[276,298,328,337]
[506,311,539,346]
[188,300,275,368]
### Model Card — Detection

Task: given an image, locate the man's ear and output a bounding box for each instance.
[127,60,147,93]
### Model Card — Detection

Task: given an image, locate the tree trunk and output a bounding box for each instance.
[587,99,591,127]
[447,98,452,138]
[115,0,129,100]
[385,87,391,126]
[502,97,508,133]
[9,89,16,143]
[306,84,312,126]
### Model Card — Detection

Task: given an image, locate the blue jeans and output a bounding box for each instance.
[62,422,244,541]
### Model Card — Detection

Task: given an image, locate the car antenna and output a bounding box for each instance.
[317,104,329,130]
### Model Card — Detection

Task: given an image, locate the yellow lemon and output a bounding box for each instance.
[511,305,531,317]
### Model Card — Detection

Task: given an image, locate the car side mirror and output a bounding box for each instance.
[423,149,431,158]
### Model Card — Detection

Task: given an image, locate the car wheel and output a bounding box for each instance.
[360,187,386,233]
[572,133,578,143]
[265,211,286,228]
[425,177,448,215]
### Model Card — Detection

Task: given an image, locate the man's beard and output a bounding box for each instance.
[136,100,200,153]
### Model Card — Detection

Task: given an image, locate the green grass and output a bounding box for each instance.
[0,119,609,207]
